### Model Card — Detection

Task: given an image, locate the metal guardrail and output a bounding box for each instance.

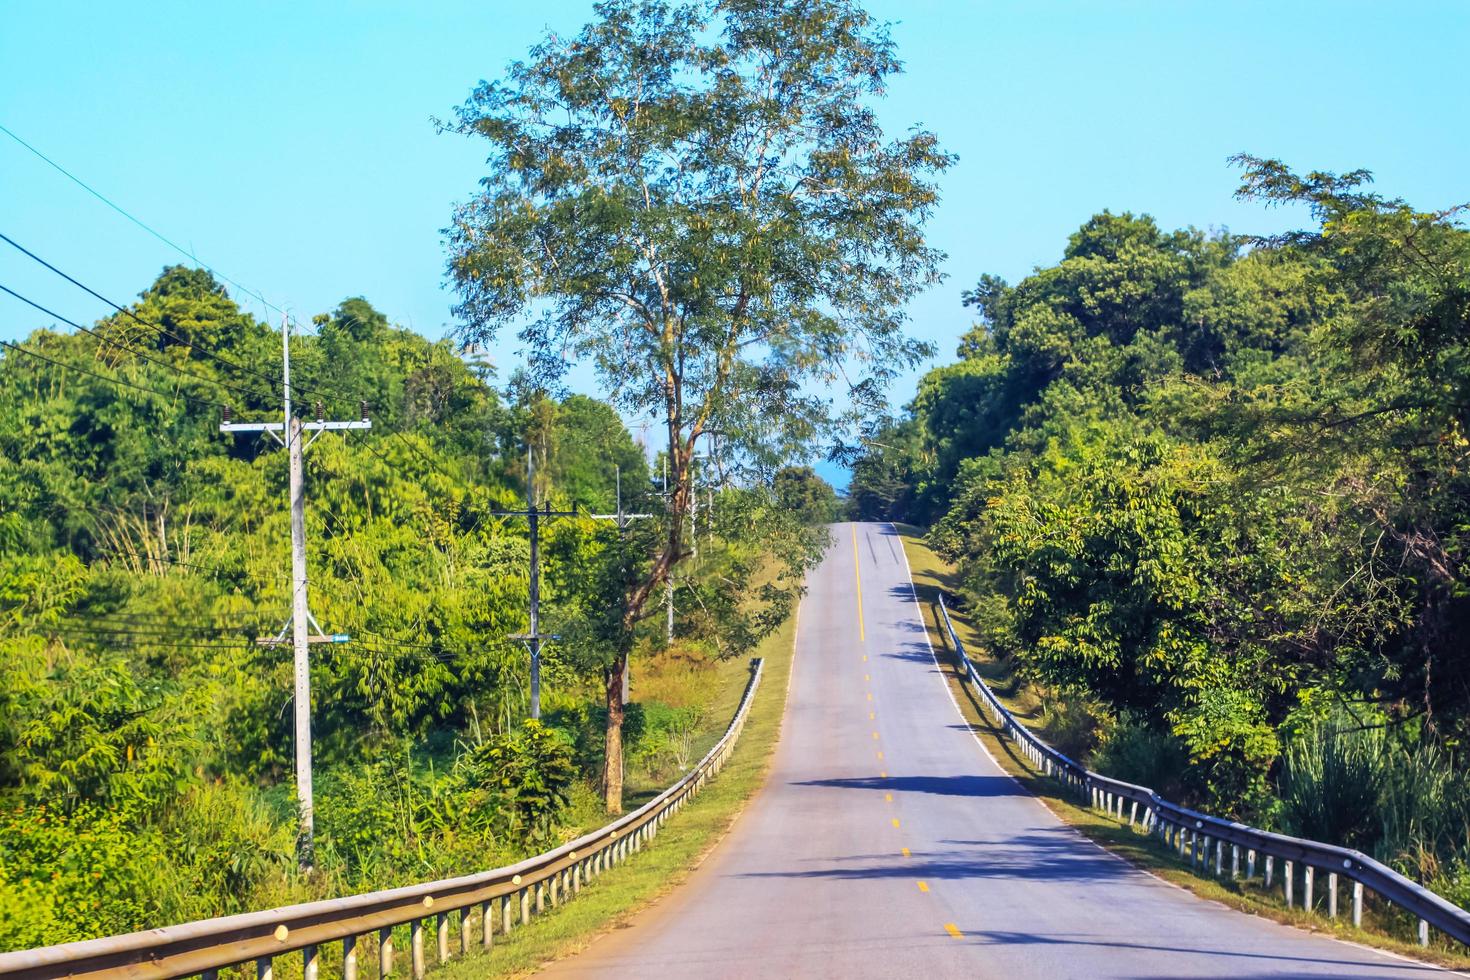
[933,592,1470,950]
[0,658,766,979]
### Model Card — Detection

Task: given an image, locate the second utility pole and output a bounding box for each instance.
[491,446,578,719]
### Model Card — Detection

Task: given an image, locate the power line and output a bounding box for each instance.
[0,230,281,397]
[0,283,269,403]
[0,120,298,329]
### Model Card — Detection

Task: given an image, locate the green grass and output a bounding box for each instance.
[431,607,799,978]
[893,524,1470,973]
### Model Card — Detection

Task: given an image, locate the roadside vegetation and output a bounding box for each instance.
[0,267,828,950]
[898,526,1470,968]
[855,164,1470,911]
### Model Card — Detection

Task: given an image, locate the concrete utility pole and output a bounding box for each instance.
[490,446,578,720]
[220,315,369,872]
[590,465,652,701]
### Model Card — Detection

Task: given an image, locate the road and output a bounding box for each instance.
[544,522,1451,979]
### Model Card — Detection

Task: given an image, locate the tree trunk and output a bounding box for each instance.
[600,413,694,812]
[603,649,627,812]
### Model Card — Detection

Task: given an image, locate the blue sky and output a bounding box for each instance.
[3,1,1467,472]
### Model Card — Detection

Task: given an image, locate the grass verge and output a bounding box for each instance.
[894,523,1470,973]
[433,607,798,978]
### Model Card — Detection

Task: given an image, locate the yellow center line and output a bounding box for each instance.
[884,792,893,802]
[861,654,868,662]
[872,731,880,740]
[877,751,884,760]
[901,846,911,857]
[869,711,876,720]
[891,818,901,828]
[852,524,866,642]
[866,692,873,701]
[880,770,888,778]
[944,923,963,939]
[864,674,870,682]
[917,881,929,893]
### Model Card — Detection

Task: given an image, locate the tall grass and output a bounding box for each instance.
[1277,719,1470,903]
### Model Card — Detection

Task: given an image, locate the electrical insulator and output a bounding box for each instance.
[222,405,232,424]
[361,400,370,422]
[315,401,325,422]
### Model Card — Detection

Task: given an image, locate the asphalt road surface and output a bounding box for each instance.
[543,522,1453,979]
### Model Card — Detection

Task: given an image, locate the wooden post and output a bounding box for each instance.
[502,894,513,934]
[256,959,273,980]
[1352,881,1364,928]
[461,907,472,954]
[1419,919,1429,947]
[379,927,394,976]
[482,900,493,948]
[411,918,426,980]
[1247,849,1256,880]
[303,944,319,980]
[1284,860,1294,907]
[1304,866,1315,913]
[343,936,357,980]
[1231,844,1240,879]
[1264,855,1274,889]
[520,887,530,925]
[437,912,449,963]
[1328,873,1338,918]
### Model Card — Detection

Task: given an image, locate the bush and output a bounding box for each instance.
[0,804,169,951]
[1091,714,1189,800]
[628,703,705,780]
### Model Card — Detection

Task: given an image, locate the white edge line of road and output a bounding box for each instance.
[885,521,1465,977]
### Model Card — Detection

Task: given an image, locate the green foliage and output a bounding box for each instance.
[865,153,1470,887]
[1091,714,1189,802]
[0,804,169,949]
[0,259,769,948]
[455,721,577,843]
[772,466,841,526]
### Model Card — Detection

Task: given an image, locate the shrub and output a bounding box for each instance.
[1091,714,1189,800]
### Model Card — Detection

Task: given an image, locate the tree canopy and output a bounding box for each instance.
[444,0,948,809]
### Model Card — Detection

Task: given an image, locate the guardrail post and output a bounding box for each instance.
[437,911,449,963]
[1247,848,1256,880]
[550,872,559,908]
[411,917,426,980]
[379,926,394,976]
[1328,873,1338,918]
[1304,866,1314,913]
[460,907,472,954]
[520,886,531,925]
[256,957,273,980]
[481,900,493,948]
[304,943,319,980]
[1129,801,1138,826]
[1231,844,1240,879]
[1352,881,1363,928]
[344,936,358,980]
[1419,918,1429,947]
[1284,860,1294,907]
[502,893,513,934]
[1264,855,1274,889]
